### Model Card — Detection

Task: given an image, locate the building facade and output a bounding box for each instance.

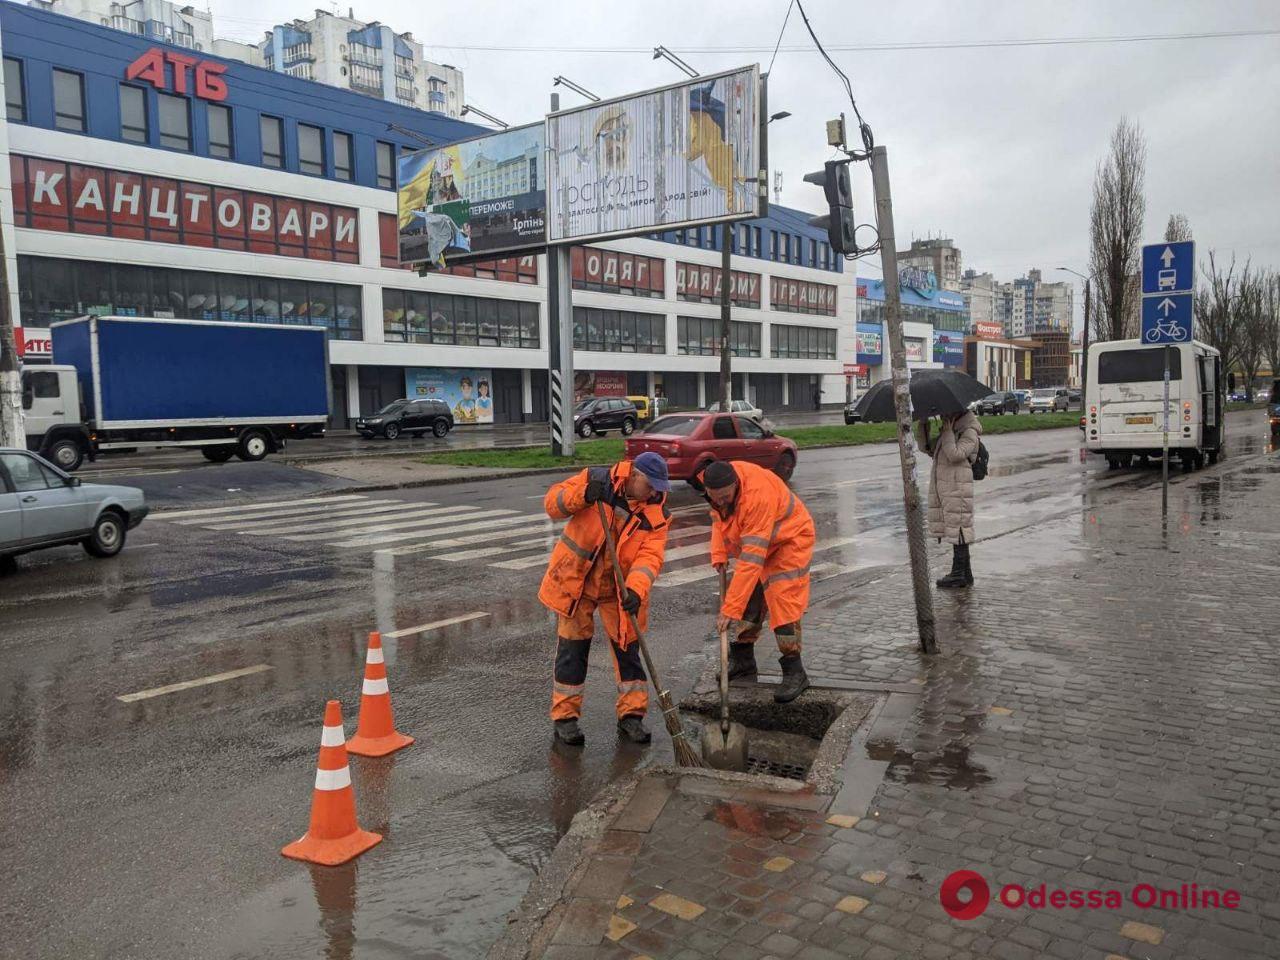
[959,269,995,328]
[897,237,962,291]
[988,268,1074,339]
[258,10,463,118]
[852,273,969,391]
[2,3,849,427]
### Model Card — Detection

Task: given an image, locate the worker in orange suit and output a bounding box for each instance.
[701,459,815,703]
[539,452,672,747]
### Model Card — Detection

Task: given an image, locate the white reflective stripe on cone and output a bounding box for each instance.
[315,766,352,791]
[366,647,385,665]
[320,724,345,747]
[363,677,390,696]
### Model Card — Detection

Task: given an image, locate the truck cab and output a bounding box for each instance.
[20,365,92,471]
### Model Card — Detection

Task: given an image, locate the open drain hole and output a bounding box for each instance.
[744,755,810,781]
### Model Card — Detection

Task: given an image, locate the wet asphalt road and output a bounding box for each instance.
[0,410,1273,960]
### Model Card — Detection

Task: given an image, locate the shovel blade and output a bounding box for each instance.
[703,719,749,772]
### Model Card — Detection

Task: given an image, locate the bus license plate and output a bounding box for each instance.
[1125,415,1154,425]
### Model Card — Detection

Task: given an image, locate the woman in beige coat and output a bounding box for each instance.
[918,410,983,588]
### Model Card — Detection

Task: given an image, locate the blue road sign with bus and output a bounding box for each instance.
[1142,241,1195,295]
[1141,293,1193,344]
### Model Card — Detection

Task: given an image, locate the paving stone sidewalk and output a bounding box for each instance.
[504,452,1280,960]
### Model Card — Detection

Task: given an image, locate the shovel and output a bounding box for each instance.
[703,568,749,772]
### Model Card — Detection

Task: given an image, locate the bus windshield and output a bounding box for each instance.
[1097,349,1182,384]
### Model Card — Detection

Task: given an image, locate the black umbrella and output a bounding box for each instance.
[852,369,993,423]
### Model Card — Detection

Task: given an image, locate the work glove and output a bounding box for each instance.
[584,466,612,504]
[620,588,642,615]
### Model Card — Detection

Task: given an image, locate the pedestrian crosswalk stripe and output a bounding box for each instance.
[379,522,560,557]
[655,536,858,587]
[161,494,369,521]
[238,504,462,537]
[200,500,417,530]
[491,551,565,571]
[433,537,559,563]
[484,524,712,570]
[383,612,491,639]
[332,512,542,549]
[283,508,516,543]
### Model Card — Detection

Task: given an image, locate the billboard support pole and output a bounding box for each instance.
[719,222,732,412]
[869,145,937,655]
[546,92,575,458]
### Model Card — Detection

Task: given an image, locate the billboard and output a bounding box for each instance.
[856,322,883,365]
[397,124,547,268]
[574,371,629,401]
[974,321,1004,340]
[404,367,494,424]
[904,337,928,363]
[546,65,761,243]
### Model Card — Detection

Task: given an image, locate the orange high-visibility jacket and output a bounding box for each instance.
[709,461,815,626]
[538,460,670,644]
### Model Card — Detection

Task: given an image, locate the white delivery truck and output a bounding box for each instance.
[1084,338,1225,470]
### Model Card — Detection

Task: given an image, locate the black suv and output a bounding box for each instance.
[973,391,1020,415]
[574,397,638,438]
[356,398,454,440]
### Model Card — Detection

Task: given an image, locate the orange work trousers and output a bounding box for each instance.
[550,561,649,721]
[734,582,802,657]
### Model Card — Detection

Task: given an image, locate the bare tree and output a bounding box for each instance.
[1196,251,1241,383]
[1089,118,1147,342]
[1235,263,1269,401]
[1164,214,1192,242]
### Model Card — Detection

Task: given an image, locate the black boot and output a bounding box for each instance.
[774,654,810,703]
[936,544,969,589]
[554,718,585,746]
[960,543,974,586]
[727,642,758,681]
[617,714,652,744]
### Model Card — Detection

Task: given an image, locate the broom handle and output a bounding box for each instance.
[718,569,730,736]
[595,501,668,697]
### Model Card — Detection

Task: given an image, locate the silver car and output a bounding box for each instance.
[1028,388,1069,413]
[1,449,148,562]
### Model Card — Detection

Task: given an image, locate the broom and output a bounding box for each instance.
[596,501,704,768]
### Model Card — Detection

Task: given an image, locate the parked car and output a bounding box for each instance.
[844,401,862,425]
[1268,379,1280,440]
[973,391,1021,415]
[1067,388,1082,409]
[1014,389,1031,408]
[704,399,764,422]
[626,395,669,422]
[627,412,798,482]
[1,448,147,564]
[1028,388,1069,413]
[356,398,454,440]
[574,396,638,438]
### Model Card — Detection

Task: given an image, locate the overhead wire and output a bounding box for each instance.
[766,0,795,76]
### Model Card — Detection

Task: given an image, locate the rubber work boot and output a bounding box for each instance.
[936,545,969,589]
[727,642,758,681]
[617,714,652,744]
[554,718,585,746]
[774,654,810,703]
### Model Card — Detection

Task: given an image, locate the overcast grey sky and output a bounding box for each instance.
[211,0,1280,295]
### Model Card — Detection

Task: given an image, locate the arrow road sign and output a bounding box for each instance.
[1142,241,1194,295]
[1141,292,1193,344]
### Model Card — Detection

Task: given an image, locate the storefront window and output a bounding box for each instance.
[383,289,406,341]
[381,287,538,348]
[150,267,181,317]
[207,104,233,159]
[771,323,837,360]
[477,298,500,346]
[431,298,453,343]
[158,92,191,152]
[407,292,431,343]
[186,271,219,320]
[520,302,540,346]
[279,279,308,325]
[113,265,149,317]
[498,301,520,347]
[308,283,335,331]
[119,85,148,144]
[253,277,280,321]
[335,285,361,339]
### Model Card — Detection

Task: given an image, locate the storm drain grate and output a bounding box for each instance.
[745,755,809,781]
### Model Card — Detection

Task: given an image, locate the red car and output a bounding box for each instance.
[624,412,798,483]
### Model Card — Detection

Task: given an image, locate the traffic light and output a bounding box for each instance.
[804,159,856,255]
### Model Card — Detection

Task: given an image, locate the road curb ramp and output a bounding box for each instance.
[281,700,383,866]
[346,632,415,758]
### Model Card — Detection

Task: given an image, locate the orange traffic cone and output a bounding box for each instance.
[282,700,383,866]
[346,632,414,758]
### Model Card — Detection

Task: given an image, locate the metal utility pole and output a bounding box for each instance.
[0,220,23,448]
[1161,344,1170,518]
[719,222,733,412]
[1081,279,1091,400]
[869,146,937,654]
[546,91,575,457]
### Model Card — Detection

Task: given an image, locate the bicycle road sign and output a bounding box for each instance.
[1141,293,1193,344]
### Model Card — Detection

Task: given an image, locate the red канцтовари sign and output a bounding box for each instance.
[10,155,359,263]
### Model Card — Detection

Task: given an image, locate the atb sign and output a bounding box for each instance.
[1140,241,1194,344]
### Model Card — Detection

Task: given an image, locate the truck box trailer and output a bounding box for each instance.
[22,316,329,471]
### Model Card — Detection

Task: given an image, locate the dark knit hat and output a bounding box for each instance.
[702,460,738,490]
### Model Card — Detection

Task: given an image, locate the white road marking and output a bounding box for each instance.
[283,508,516,543]
[492,552,565,571]
[238,504,462,537]
[199,500,413,530]
[383,612,490,639]
[332,513,540,548]
[433,537,558,562]
[159,495,369,521]
[379,522,560,557]
[117,664,273,702]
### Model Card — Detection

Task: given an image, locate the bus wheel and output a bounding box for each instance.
[1193,451,1206,470]
[1106,457,1118,470]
